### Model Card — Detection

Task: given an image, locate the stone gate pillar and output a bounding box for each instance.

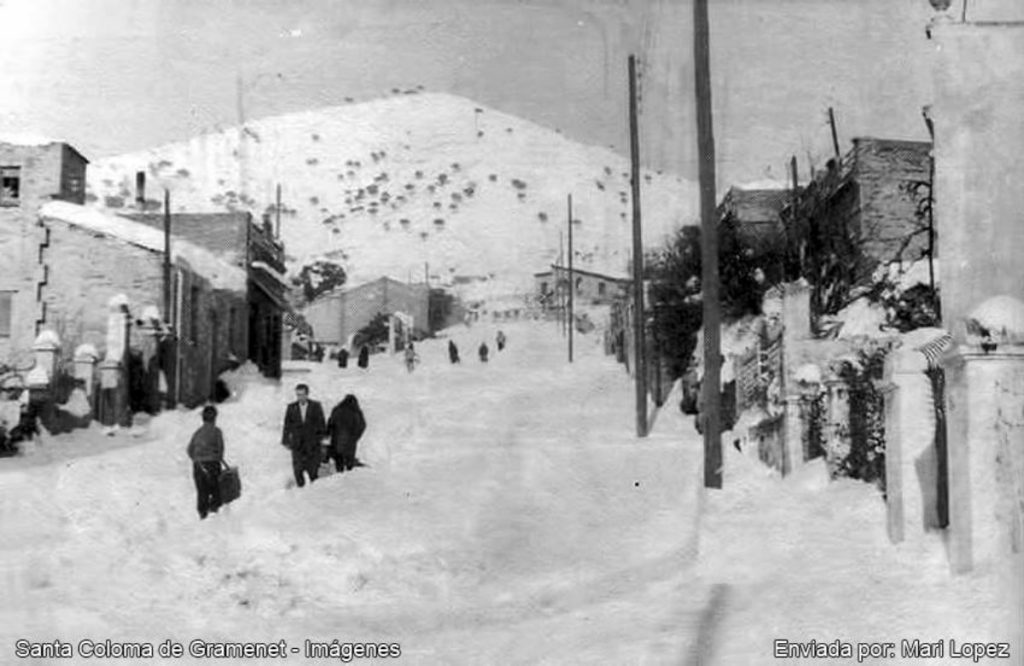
[942,295,1024,574]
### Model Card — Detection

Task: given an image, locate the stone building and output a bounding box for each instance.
[38,202,248,408]
[0,140,88,362]
[122,199,288,379]
[788,137,933,314]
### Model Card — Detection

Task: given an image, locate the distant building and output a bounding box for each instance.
[786,137,933,314]
[533,266,629,309]
[302,277,431,348]
[0,140,89,358]
[718,187,791,253]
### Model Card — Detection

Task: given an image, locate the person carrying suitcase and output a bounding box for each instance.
[187,405,225,520]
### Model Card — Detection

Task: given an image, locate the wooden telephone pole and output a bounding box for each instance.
[628,55,647,438]
[567,194,574,363]
[163,189,172,321]
[694,0,721,487]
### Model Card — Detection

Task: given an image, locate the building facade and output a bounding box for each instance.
[38,202,248,408]
[303,277,431,347]
[0,141,88,363]
[123,205,288,379]
[533,266,629,309]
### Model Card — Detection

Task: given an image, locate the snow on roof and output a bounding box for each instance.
[251,261,291,288]
[0,132,62,147]
[40,202,247,292]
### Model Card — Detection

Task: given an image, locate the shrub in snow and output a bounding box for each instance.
[306,157,319,166]
[595,180,605,191]
[104,196,125,209]
[296,261,347,303]
[488,174,497,182]
[826,341,894,492]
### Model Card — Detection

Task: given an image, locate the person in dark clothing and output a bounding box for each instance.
[479,342,489,363]
[326,394,367,472]
[357,345,370,369]
[496,330,507,351]
[281,384,327,487]
[337,347,349,368]
[448,340,460,364]
[187,405,225,520]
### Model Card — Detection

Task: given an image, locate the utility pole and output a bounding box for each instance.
[828,107,841,161]
[559,231,566,337]
[567,194,574,363]
[163,189,172,322]
[628,54,647,438]
[694,0,721,487]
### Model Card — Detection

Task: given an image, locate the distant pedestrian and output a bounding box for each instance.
[187,405,225,520]
[337,347,349,368]
[326,394,367,472]
[479,342,489,363]
[281,384,327,488]
[448,340,460,364]
[357,345,370,369]
[404,343,419,373]
[496,330,507,351]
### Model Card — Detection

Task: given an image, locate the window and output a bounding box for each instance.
[540,282,549,295]
[575,277,583,293]
[0,291,13,337]
[1,167,21,206]
[228,306,236,354]
[598,282,606,297]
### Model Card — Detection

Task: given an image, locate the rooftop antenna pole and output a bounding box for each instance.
[275,183,282,239]
[828,107,841,161]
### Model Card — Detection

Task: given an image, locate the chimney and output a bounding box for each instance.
[135,171,146,208]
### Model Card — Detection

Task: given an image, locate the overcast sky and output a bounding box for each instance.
[0,0,980,186]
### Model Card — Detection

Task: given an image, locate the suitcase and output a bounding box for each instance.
[218,461,242,505]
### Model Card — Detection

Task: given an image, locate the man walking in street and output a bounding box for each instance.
[281,383,327,488]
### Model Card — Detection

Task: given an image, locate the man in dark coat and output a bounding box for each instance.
[496,330,507,351]
[357,345,370,369]
[448,340,460,364]
[187,405,225,519]
[326,394,366,472]
[281,383,327,487]
[479,342,489,363]
[337,347,349,368]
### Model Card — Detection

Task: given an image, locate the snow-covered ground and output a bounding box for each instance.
[2,320,1020,665]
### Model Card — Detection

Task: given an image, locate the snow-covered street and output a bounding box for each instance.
[2,321,1020,665]
[2,322,708,664]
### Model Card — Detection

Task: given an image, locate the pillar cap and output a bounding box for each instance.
[966,295,1024,348]
[74,343,99,361]
[32,329,60,350]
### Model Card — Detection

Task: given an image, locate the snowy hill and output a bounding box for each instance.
[84,93,698,289]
